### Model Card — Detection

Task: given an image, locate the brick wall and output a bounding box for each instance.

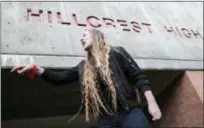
[152,71,203,127]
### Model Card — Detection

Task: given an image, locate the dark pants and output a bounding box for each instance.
[92,107,151,128]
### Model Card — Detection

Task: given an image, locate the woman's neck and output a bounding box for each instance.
[89,48,101,67]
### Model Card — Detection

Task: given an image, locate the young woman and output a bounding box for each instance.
[11,29,161,128]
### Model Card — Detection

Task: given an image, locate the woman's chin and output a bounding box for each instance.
[84,46,91,51]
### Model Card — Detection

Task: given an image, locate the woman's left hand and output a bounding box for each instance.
[148,100,162,121]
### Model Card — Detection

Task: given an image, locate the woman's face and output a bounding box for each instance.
[81,31,93,51]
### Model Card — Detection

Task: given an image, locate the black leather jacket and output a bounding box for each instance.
[41,46,151,112]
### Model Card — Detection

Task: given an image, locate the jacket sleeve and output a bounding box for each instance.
[41,66,79,85]
[116,46,151,93]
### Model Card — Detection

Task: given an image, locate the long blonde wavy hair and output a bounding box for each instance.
[82,29,117,122]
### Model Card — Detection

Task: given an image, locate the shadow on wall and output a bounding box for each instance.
[1,68,183,128]
[152,71,203,127]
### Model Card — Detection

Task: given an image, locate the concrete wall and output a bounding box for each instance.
[152,71,203,127]
[1,2,203,69]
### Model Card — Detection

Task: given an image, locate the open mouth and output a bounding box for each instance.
[81,39,86,47]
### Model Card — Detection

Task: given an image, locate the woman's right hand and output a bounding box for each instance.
[10,65,44,76]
